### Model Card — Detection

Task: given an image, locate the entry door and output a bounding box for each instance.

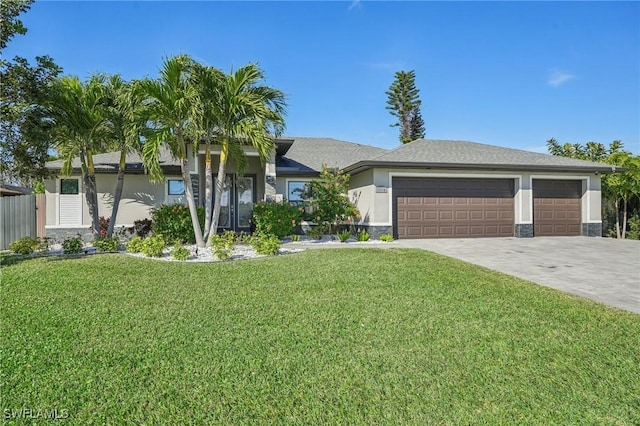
[215,174,255,232]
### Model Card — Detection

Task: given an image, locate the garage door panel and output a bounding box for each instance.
[439,211,453,220]
[455,211,469,220]
[470,210,483,220]
[533,179,581,236]
[394,178,514,239]
[407,211,421,221]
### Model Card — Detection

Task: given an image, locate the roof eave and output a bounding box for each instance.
[342,161,619,175]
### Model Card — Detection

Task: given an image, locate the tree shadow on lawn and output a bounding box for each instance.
[0,252,99,268]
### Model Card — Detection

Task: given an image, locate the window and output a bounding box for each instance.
[287,181,309,203]
[60,179,79,195]
[168,179,185,195]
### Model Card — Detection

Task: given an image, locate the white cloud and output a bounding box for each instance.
[348,0,362,11]
[366,61,406,71]
[548,70,576,87]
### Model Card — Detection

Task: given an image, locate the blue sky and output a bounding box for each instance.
[6,1,640,153]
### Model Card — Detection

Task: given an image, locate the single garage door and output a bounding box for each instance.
[533,179,581,236]
[393,178,515,239]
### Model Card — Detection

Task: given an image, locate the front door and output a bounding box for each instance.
[215,174,256,232]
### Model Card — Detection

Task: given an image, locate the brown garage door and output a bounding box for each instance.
[393,178,515,239]
[533,180,581,236]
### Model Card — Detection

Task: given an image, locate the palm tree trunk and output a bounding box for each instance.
[83,149,100,238]
[107,149,127,237]
[207,140,228,247]
[615,199,621,239]
[622,199,628,240]
[203,143,213,241]
[180,155,206,248]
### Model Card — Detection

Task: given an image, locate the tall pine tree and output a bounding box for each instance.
[385,70,425,144]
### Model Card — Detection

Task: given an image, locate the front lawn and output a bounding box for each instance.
[2,249,638,424]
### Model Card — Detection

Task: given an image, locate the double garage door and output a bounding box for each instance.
[393,177,582,239]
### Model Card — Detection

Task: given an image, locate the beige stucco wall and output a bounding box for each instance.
[348,169,376,224]
[349,168,602,227]
[96,174,168,225]
[46,174,176,227]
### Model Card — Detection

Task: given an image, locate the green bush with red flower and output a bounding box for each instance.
[151,204,205,244]
[251,201,303,238]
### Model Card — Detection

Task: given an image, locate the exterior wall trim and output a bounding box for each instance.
[55,176,83,226]
[530,174,593,223]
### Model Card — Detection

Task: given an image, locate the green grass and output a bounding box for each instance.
[1,249,639,424]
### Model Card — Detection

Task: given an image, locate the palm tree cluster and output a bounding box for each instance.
[547,138,640,239]
[49,55,287,247]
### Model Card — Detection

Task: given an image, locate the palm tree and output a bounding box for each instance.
[102,75,145,237]
[205,64,287,244]
[190,64,225,240]
[50,74,108,238]
[138,55,206,247]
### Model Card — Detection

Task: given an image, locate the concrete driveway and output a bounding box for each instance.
[397,237,640,314]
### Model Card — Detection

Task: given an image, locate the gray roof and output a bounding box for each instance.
[277,137,388,174]
[45,146,179,172]
[45,138,614,176]
[344,139,614,173]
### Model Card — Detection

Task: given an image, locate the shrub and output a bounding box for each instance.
[209,233,235,261]
[126,236,144,253]
[252,201,303,238]
[151,204,205,244]
[90,216,110,238]
[9,237,41,255]
[38,237,52,252]
[308,226,325,240]
[301,165,360,234]
[236,231,252,244]
[337,230,351,242]
[171,243,190,261]
[251,233,281,256]
[141,234,165,257]
[379,234,394,242]
[356,230,370,242]
[62,235,84,254]
[290,234,300,242]
[627,213,640,240]
[92,236,121,252]
[128,218,152,238]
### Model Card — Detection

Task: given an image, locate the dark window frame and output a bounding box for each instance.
[168,179,185,196]
[60,179,79,195]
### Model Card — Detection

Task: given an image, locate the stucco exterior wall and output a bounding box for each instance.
[348,169,376,224]
[46,174,176,228]
[350,168,602,231]
[44,178,57,227]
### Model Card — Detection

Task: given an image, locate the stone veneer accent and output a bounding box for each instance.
[46,228,94,242]
[363,226,394,239]
[582,223,602,237]
[515,224,534,238]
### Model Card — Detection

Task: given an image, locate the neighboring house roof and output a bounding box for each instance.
[277,137,388,175]
[45,146,180,173]
[343,139,615,174]
[0,184,33,197]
